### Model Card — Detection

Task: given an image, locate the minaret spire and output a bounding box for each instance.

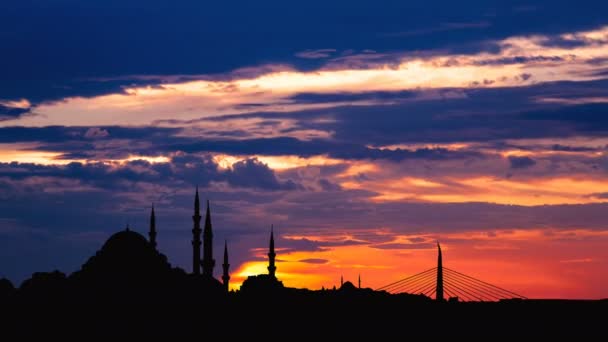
[268,224,276,278]
[222,240,230,292]
[149,204,157,250]
[358,274,361,289]
[436,242,444,301]
[202,200,215,277]
[192,186,202,275]
[340,275,343,287]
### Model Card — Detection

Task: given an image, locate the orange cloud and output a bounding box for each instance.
[0,143,170,165]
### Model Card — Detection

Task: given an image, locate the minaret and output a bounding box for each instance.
[268,225,276,278]
[202,200,215,277]
[358,274,361,289]
[436,243,444,301]
[192,187,202,275]
[340,275,343,287]
[222,240,230,292]
[149,204,157,250]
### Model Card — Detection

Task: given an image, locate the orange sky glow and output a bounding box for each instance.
[231,229,608,299]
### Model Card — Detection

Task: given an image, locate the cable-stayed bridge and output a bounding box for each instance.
[376,244,527,302]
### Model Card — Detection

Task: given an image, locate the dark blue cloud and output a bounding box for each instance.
[0,155,300,192]
[0,125,485,162]
[0,105,30,120]
[318,179,342,191]
[520,103,608,130]
[0,80,606,165]
[252,79,608,146]
[172,137,484,161]
[288,91,417,104]
[0,126,179,144]
[227,158,301,191]
[0,78,163,109]
[2,0,607,104]
[508,156,537,169]
[551,144,598,152]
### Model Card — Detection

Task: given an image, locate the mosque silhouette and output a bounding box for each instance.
[71,186,283,295]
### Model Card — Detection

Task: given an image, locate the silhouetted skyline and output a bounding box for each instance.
[0,188,527,301]
[1,187,606,339]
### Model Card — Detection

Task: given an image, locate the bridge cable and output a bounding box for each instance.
[444,267,527,299]
[376,268,436,291]
[443,273,503,301]
[443,268,516,299]
[388,270,437,293]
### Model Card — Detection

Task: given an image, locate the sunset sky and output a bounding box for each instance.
[1,0,608,299]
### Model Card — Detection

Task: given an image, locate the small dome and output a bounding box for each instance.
[339,281,357,291]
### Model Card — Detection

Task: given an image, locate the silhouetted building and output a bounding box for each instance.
[222,240,230,292]
[202,200,215,277]
[436,243,444,301]
[240,227,284,293]
[149,204,157,250]
[339,281,357,292]
[268,225,276,278]
[70,227,173,291]
[65,221,227,305]
[19,270,68,300]
[192,187,202,275]
[358,274,361,289]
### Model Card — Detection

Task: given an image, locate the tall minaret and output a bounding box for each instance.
[202,200,215,277]
[222,240,230,292]
[149,204,157,250]
[358,274,361,289]
[192,187,202,275]
[268,225,276,278]
[436,243,444,301]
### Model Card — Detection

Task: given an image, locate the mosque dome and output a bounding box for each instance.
[71,227,172,286]
[102,229,151,253]
[339,281,357,291]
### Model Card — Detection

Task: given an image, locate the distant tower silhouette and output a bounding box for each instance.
[149,204,157,250]
[222,240,230,292]
[268,225,276,278]
[340,275,343,287]
[202,200,215,277]
[436,243,444,301]
[358,274,361,289]
[192,187,202,275]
